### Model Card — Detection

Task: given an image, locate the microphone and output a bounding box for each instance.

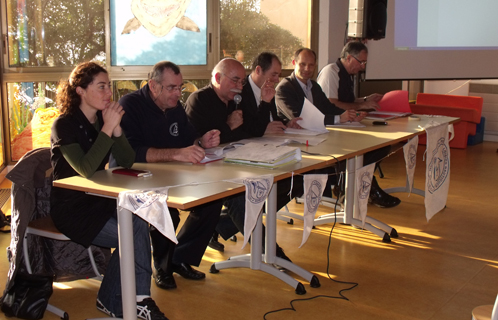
[234,94,242,110]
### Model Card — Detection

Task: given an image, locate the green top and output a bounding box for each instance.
[60,121,135,178]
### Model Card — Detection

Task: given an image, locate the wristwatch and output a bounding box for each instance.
[363,96,367,101]
[197,139,203,148]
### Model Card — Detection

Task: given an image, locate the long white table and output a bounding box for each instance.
[53,114,458,319]
[275,115,459,242]
[54,157,328,319]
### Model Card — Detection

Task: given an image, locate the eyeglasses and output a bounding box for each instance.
[352,55,367,66]
[221,73,247,86]
[162,84,185,93]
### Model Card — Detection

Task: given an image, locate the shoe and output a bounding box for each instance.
[97,297,169,320]
[208,231,225,252]
[137,298,169,320]
[368,176,401,208]
[276,244,292,263]
[154,268,176,289]
[172,263,205,280]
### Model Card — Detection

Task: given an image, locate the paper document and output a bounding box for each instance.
[365,111,411,120]
[224,142,301,169]
[201,143,244,163]
[327,122,365,128]
[245,135,325,147]
[284,128,327,136]
[296,98,328,134]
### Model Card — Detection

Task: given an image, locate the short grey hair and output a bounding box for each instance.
[340,42,368,59]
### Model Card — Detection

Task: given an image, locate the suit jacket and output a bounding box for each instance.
[240,75,285,137]
[275,72,343,125]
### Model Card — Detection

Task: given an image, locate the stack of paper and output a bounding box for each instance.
[366,111,412,120]
[223,142,301,169]
[201,143,244,163]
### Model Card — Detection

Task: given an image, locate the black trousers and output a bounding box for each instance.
[150,199,223,271]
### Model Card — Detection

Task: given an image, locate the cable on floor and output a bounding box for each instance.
[263,159,359,319]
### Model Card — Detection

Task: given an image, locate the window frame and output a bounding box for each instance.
[0,0,318,165]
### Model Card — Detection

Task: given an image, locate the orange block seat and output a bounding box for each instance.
[410,93,483,149]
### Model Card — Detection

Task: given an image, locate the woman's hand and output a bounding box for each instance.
[102,102,125,137]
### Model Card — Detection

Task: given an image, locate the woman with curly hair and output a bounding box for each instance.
[50,61,169,320]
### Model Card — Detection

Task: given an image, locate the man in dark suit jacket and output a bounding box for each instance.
[275,48,400,208]
[239,53,302,137]
[206,54,303,261]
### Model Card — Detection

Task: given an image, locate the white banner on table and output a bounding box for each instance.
[356,163,376,228]
[425,123,450,221]
[118,187,177,244]
[225,174,274,249]
[403,136,419,195]
[300,174,328,247]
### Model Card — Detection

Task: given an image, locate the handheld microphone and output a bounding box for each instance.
[234,94,242,110]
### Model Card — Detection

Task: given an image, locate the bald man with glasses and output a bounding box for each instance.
[185,58,253,143]
[317,41,383,111]
[120,60,222,291]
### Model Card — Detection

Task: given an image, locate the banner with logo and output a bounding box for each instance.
[225,174,274,249]
[425,123,450,221]
[356,163,376,227]
[300,174,328,247]
[403,136,419,194]
[118,187,177,243]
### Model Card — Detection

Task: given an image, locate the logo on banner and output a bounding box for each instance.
[359,172,372,200]
[408,144,417,169]
[127,193,159,210]
[306,180,322,212]
[427,137,449,194]
[245,178,271,204]
[169,122,179,137]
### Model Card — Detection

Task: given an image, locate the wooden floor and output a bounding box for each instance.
[1,141,497,320]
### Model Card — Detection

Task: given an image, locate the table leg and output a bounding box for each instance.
[344,155,396,242]
[117,205,136,320]
[211,182,319,294]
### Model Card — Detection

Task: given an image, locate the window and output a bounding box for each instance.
[1,0,316,164]
[7,81,59,161]
[219,0,312,69]
[5,0,105,67]
[110,0,208,66]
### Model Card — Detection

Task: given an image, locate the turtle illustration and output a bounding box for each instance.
[122,0,200,37]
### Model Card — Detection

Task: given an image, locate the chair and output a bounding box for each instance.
[377,90,411,113]
[4,148,110,320]
[410,93,483,149]
[23,215,103,319]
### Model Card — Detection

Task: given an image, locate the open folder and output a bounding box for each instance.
[223,142,301,169]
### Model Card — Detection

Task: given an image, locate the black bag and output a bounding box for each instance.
[1,273,53,319]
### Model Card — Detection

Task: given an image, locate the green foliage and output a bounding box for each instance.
[8,0,105,67]
[220,0,304,68]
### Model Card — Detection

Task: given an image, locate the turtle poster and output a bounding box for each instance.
[110,0,207,66]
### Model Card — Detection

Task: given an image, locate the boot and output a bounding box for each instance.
[368,176,401,208]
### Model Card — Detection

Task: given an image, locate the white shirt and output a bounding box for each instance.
[248,74,273,121]
[317,63,340,100]
[296,77,314,104]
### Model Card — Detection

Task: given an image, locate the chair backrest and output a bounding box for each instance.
[377,90,411,113]
[5,148,110,284]
[416,93,483,115]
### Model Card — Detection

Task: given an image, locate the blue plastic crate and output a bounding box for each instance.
[468,117,485,145]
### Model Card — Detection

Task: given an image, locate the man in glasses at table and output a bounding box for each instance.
[317,41,383,111]
[119,61,222,291]
[185,58,252,144]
